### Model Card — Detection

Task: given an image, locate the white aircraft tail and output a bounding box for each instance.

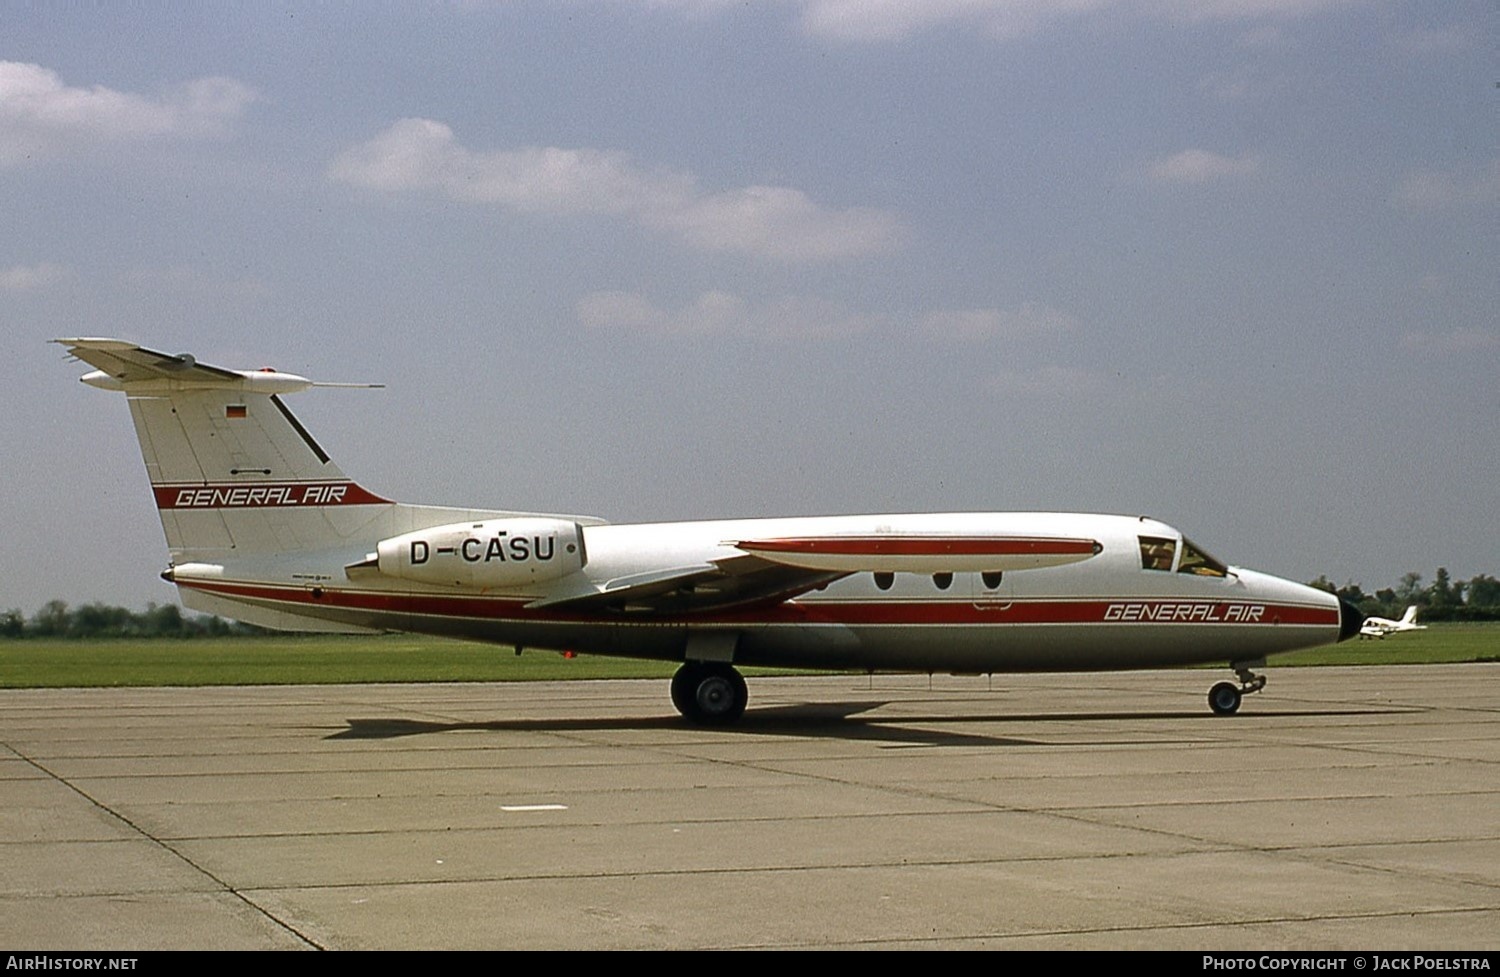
[57,338,400,562]
[1399,605,1419,626]
[57,339,596,576]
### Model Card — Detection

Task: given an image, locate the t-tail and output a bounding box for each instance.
[57,338,396,561]
[56,338,594,632]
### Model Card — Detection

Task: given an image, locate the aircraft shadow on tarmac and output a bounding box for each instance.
[327,702,1414,748]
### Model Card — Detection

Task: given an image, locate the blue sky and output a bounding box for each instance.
[3,0,1496,613]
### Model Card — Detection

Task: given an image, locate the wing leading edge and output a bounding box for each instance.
[529,554,848,615]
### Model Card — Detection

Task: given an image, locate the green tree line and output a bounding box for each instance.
[0,600,267,639]
[1308,569,1500,622]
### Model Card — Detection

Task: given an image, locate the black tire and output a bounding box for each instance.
[670,662,704,716]
[671,661,747,725]
[1208,681,1242,716]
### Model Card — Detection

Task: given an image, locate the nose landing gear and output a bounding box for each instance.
[1208,659,1267,715]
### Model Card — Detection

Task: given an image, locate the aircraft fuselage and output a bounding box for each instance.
[167,511,1346,673]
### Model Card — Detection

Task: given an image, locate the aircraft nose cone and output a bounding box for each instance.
[1337,598,1363,642]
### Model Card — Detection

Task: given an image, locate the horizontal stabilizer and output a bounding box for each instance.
[55,338,380,393]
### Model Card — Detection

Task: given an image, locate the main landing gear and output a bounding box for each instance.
[671,661,748,725]
[1208,659,1267,716]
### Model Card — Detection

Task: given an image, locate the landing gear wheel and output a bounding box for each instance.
[1208,681,1242,716]
[1206,660,1267,716]
[671,661,747,725]
[670,662,703,715]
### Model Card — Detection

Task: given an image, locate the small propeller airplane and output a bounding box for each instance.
[1359,605,1427,639]
[58,338,1362,722]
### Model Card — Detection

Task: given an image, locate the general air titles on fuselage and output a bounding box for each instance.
[1104,602,1266,623]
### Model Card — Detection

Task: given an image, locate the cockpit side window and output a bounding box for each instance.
[1139,536,1176,571]
[1178,537,1228,578]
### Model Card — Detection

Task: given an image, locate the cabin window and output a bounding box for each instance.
[981,571,1003,590]
[874,572,894,590]
[932,572,953,590]
[1177,538,1228,578]
[1139,536,1176,572]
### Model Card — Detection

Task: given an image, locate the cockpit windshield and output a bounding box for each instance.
[1138,536,1176,571]
[1177,537,1229,578]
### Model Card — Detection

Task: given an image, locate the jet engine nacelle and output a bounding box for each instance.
[376,518,586,588]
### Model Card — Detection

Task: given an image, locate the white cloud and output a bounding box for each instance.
[577,289,883,339]
[798,0,1103,42]
[1392,160,1500,210]
[658,185,902,262]
[330,118,902,261]
[1155,0,1354,23]
[632,0,748,15]
[1197,72,1254,102]
[1391,26,1473,57]
[0,262,69,291]
[922,303,1078,342]
[119,265,270,299]
[1399,329,1500,354]
[1148,149,1262,184]
[1196,63,1292,102]
[0,61,255,164]
[986,365,1107,398]
[581,292,1082,342]
[795,0,1354,42]
[578,289,744,336]
[1233,24,1287,47]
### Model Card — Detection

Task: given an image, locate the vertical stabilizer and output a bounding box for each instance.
[56,339,392,560]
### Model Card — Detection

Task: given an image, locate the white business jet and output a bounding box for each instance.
[58,339,1362,722]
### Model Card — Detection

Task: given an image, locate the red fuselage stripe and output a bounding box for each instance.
[738,536,1099,557]
[176,579,1339,628]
